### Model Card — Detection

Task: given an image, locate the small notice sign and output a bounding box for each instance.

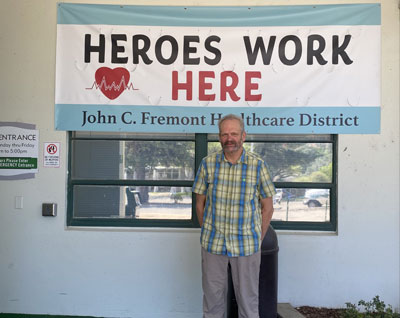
[44,142,60,168]
[0,123,39,178]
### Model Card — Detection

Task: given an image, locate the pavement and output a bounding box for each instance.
[278,303,306,318]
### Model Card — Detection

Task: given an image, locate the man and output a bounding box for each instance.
[192,114,276,318]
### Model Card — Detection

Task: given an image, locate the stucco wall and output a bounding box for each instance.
[0,1,398,317]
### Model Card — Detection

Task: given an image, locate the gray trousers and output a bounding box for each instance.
[201,248,261,318]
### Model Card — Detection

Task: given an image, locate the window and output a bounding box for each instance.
[208,134,337,231]
[68,132,198,228]
[68,132,337,231]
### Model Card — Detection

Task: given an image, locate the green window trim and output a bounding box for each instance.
[67,132,337,231]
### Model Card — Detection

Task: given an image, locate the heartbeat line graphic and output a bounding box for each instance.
[88,67,139,100]
[86,76,138,92]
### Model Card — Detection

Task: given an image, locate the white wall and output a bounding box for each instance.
[0,0,398,317]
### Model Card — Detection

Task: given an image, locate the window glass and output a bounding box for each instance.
[72,140,195,180]
[73,185,192,220]
[208,142,332,182]
[124,141,194,181]
[252,142,332,183]
[208,137,334,225]
[272,188,331,222]
[73,131,194,140]
[137,186,192,220]
[208,133,332,142]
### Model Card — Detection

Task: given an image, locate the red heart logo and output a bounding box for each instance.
[95,67,130,100]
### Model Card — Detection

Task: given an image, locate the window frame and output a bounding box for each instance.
[206,134,338,232]
[67,132,201,228]
[67,132,337,231]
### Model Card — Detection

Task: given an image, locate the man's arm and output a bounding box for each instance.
[260,197,274,239]
[195,194,206,228]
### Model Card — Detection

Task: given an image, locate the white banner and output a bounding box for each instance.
[55,4,381,134]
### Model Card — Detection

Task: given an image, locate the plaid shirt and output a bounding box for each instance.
[192,149,276,257]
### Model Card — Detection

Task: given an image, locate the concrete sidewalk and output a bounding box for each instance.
[278,303,306,318]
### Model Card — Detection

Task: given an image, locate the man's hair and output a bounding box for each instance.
[218,114,245,134]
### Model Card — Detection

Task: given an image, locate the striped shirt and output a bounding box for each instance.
[192,149,276,257]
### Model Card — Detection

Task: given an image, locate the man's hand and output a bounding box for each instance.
[260,197,274,239]
[195,194,206,228]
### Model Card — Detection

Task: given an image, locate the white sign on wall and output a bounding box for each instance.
[44,142,60,168]
[0,123,39,178]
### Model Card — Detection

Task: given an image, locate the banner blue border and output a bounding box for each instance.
[57,3,381,26]
[55,104,380,134]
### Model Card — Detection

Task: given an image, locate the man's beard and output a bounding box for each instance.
[222,140,242,153]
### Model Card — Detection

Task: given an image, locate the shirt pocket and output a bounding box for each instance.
[243,176,258,200]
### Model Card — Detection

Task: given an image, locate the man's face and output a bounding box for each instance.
[219,119,246,155]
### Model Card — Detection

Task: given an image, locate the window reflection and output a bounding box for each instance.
[72,140,195,180]
[272,188,330,222]
[73,186,192,220]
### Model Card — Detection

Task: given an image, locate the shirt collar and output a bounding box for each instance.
[220,148,247,164]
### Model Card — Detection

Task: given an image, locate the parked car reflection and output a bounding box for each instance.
[303,189,329,208]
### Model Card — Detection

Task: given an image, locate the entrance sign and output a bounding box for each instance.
[56,3,381,134]
[0,123,39,179]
